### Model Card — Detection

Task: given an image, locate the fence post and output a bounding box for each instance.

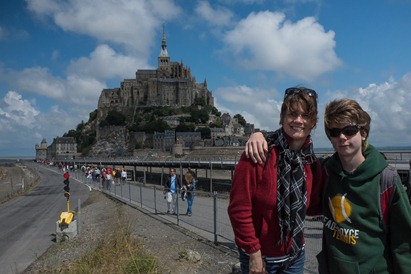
[77,198,81,233]
[120,179,123,198]
[129,183,132,203]
[139,182,143,208]
[154,185,157,214]
[213,191,218,243]
[209,161,213,194]
[176,162,183,225]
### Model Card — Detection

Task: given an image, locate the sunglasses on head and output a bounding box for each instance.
[284,88,318,100]
[329,125,362,138]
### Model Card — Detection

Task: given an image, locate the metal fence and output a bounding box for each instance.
[64,167,323,274]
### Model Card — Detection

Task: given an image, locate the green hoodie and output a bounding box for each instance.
[317,145,411,274]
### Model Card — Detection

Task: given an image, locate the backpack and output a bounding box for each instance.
[378,165,398,232]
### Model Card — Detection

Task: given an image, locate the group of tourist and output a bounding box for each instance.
[79,164,197,215]
[81,165,127,190]
[164,167,197,216]
[228,87,411,273]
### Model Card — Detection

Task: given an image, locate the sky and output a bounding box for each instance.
[1,0,411,157]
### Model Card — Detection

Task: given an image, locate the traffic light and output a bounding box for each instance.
[63,174,70,199]
[59,172,73,227]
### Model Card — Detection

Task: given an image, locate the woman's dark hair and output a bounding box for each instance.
[279,86,318,128]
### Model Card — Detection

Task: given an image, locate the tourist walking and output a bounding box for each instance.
[95,167,101,182]
[105,170,113,191]
[101,170,106,190]
[121,168,127,184]
[115,167,122,185]
[165,168,180,214]
[183,170,196,216]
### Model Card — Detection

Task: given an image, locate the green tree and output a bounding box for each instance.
[191,108,209,123]
[209,120,223,128]
[234,113,246,126]
[76,121,85,132]
[175,123,195,132]
[88,110,98,123]
[142,119,170,133]
[194,97,206,106]
[101,110,126,127]
[211,106,221,116]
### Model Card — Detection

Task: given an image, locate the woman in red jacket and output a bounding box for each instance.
[228,87,323,274]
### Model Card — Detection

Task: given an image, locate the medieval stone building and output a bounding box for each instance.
[35,138,48,161]
[96,31,214,122]
[34,137,79,161]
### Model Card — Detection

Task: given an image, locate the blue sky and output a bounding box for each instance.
[1,0,411,157]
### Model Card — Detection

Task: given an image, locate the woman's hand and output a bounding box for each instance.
[245,132,268,164]
[249,250,265,274]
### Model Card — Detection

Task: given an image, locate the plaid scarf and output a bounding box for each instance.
[265,128,316,256]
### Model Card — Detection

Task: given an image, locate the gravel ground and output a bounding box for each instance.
[23,190,239,274]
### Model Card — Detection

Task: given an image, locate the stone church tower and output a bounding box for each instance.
[35,138,47,161]
[96,29,214,122]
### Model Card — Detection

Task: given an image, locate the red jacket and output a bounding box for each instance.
[228,147,323,257]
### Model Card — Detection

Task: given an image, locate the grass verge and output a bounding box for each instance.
[38,199,160,274]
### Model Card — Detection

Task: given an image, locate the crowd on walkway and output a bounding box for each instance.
[58,163,199,217]
[77,165,128,190]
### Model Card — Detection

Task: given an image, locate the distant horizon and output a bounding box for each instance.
[2,145,411,160]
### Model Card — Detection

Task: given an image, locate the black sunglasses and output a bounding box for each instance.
[329,125,362,138]
[284,88,318,100]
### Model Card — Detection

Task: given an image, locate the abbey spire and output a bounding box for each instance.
[158,25,171,76]
[159,25,169,58]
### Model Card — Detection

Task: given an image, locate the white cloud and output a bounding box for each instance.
[27,0,182,54]
[6,67,67,99]
[195,1,234,27]
[0,91,40,128]
[214,73,411,149]
[2,66,105,108]
[214,85,282,130]
[321,73,411,147]
[1,43,150,109]
[0,91,87,156]
[222,11,341,81]
[67,44,148,80]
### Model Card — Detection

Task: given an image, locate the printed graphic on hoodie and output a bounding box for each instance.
[323,193,359,245]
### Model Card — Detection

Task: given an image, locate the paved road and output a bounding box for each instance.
[0,165,90,274]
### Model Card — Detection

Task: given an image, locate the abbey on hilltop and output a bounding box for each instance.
[36,30,256,159]
[96,30,214,121]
